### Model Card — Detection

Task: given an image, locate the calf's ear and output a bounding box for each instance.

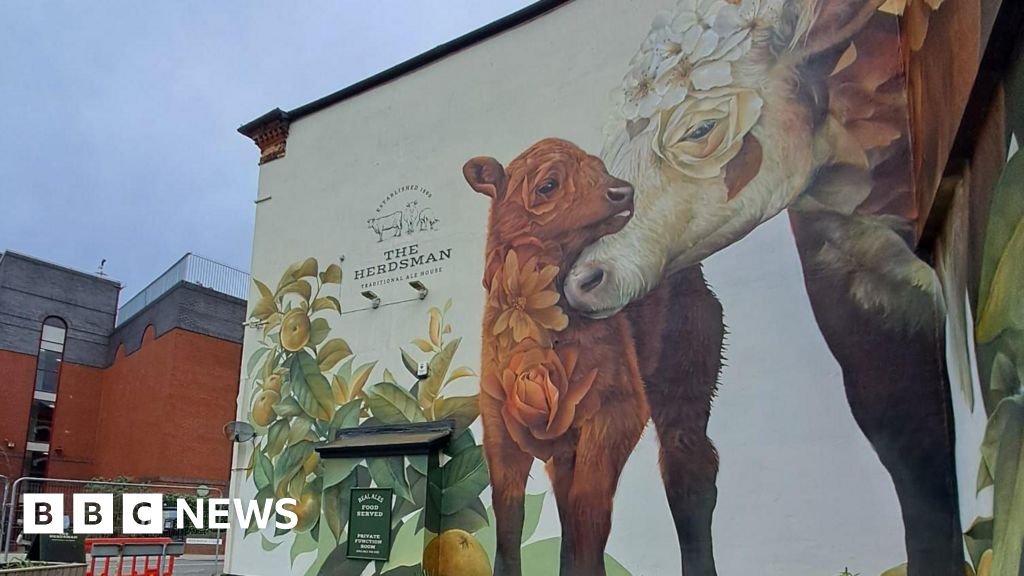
[463,157,507,200]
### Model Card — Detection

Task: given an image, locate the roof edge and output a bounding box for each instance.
[237,0,572,137]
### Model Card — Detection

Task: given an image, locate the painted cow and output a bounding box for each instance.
[566,1,962,575]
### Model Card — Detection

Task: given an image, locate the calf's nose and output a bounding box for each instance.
[606,184,633,204]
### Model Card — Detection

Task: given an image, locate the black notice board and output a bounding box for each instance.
[27,533,86,563]
[346,488,393,561]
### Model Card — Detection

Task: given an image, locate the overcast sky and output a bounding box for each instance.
[0,0,533,302]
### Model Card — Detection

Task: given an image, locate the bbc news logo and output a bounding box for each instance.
[22,494,298,535]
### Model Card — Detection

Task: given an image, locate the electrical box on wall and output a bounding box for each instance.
[416,361,429,378]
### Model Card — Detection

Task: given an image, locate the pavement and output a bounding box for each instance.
[169,556,223,576]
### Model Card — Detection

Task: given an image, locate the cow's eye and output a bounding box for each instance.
[536,179,559,197]
[681,119,717,142]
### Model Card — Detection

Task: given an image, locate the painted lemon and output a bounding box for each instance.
[280,309,311,352]
[264,373,282,393]
[250,389,281,427]
[423,529,491,576]
[283,486,321,533]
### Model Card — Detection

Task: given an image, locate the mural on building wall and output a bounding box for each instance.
[243,258,632,575]
[964,51,1024,576]
[234,1,1011,575]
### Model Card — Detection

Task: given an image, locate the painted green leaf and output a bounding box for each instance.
[323,474,355,543]
[289,352,334,421]
[368,457,414,503]
[317,339,353,372]
[253,278,274,301]
[331,398,363,432]
[418,338,461,410]
[273,396,304,419]
[266,419,289,458]
[521,492,545,543]
[444,428,477,457]
[274,441,313,498]
[433,395,480,429]
[349,361,377,400]
[251,296,278,321]
[442,497,489,533]
[312,296,342,314]
[320,263,343,285]
[441,445,489,515]
[400,348,419,379]
[260,534,281,551]
[323,456,361,489]
[276,258,319,293]
[246,347,272,380]
[520,537,632,576]
[289,526,319,565]
[279,280,313,303]
[445,366,476,386]
[989,396,1024,576]
[365,381,426,424]
[288,416,315,445]
[308,318,331,348]
[380,513,422,573]
[254,449,274,490]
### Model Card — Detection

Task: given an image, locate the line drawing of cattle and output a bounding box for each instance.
[416,207,439,231]
[367,211,403,242]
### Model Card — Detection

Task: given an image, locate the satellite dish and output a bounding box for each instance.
[223,421,256,443]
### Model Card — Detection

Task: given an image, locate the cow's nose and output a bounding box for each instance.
[606,185,633,204]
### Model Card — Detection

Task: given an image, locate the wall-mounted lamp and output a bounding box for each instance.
[361,290,381,309]
[242,318,268,329]
[409,281,428,300]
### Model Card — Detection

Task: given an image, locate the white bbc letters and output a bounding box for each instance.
[122,494,162,534]
[207,498,231,529]
[73,493,113,534]
[23,494,63,534]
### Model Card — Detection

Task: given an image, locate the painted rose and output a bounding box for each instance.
[488,249,568,346]
[490,343,597,459]
[652,88,763,179]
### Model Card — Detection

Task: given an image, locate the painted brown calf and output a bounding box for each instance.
[464,138,648,576]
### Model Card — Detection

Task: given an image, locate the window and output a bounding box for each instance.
[34,318,65,394]
[24,317,66,478]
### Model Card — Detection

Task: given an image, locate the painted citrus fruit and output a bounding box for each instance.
[280,309,311,351]
[423,529,491,576]
[250,389,281,426]
[284,486,321,533]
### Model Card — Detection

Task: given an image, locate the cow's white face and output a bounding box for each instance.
[566,0,829,317]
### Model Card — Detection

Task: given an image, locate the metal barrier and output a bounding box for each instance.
[116,253,249,325]
[2,477,222,569]
[0,475,8,551]
[86,537,185,576]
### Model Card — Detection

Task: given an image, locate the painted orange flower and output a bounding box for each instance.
[488,250,568,346]
[483,343,598,459]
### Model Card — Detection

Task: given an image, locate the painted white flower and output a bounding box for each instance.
[621,51,662,120]
[619,0,760,120]
[652,87,764,179]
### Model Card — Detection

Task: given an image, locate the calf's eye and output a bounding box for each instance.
[536,179,559,196]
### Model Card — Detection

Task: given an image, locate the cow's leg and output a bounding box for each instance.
[567,391,647,576]
[482,396,534,576]
[789,209,963,576]
[629,265,723,576]
[546,449,577,575]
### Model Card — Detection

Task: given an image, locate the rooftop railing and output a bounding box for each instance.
[116,253,249,326]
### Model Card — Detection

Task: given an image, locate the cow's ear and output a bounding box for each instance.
[792,0,886,63]
[463,157,506,200]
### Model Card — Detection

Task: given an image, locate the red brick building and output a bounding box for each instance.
[0,251,246,490]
